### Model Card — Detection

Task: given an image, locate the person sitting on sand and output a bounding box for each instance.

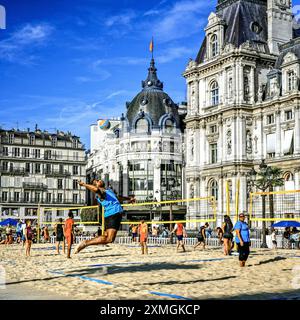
[194,223,208,251]
[74,179,135,254]
[25,220,33,257]
[64,212,75,258]
[171,223,187,253]
[139,220,148,255]
[5,224,13,244]
[216,227,223,246]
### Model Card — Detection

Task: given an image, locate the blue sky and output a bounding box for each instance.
[0,0,216,148]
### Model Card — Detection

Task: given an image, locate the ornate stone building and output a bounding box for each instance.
[87,59,187,222]
[183,0,300,228]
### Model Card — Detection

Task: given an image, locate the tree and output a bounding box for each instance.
[248,161,284,248]
[80,207,99,223]
[255,166,284,219]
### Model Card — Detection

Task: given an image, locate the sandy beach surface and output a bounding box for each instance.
[0,242,300,300]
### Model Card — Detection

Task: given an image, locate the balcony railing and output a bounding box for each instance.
[22,182,48,190]
[0,152,86,162]
[0,197,86,205]
[44,170,71,177]
[0,168,29,176]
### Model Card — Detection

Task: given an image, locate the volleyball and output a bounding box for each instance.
[99,119,110,130]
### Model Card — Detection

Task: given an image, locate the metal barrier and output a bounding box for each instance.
[47,235,299,249]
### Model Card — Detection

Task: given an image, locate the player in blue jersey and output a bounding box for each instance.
[74,179,135,254]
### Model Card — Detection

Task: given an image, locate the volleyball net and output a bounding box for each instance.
[39,196,217,227]
[249,190,300,222]
[41,205,100,225]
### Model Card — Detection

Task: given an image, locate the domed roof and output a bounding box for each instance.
[125,59,180,129]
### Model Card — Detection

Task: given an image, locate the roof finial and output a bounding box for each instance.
[149,37,154,60]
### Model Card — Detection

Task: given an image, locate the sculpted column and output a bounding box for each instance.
[275,109,282,157]
[195,79,200,115]
[250,66,255,105]
[122,161,129,197]
[294,105,300,155]
[153,158,161,203]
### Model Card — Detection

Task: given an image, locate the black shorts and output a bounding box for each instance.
[223,233,233,240]
[237,242,250,261]
[56,234,64,242]
[197,236,204,243]
[105,213,123,230]
[177,235,183,241]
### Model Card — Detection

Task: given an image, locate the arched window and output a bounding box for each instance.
[135,118,150,133]
[164,119,176,134]
[209,179,218,200]
[211,81,219,106]
[288,71,296,91]
[283,171,295,191]
[283,172,294,181]
[211,34,218,57]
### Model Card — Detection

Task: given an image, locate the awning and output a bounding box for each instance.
[283,130,294,154]
[266,133,276,153]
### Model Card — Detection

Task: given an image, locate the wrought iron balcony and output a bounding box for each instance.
[44,170,71,177]
[0,167,29,176]
[22,182,48,190]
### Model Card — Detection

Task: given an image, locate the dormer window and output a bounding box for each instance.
[29,134,35,145]
[72,139,78,148]
[211,81,219,106]
[165,119,176,134]
[51,136,57,147]
[8,133,14,144]
[136,118,150,134]
[287,71,296,91]
[211,34,218,57]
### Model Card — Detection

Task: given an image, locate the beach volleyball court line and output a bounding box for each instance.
[47,269,191,300]
[48,270,113,285]
[149,291,192,300]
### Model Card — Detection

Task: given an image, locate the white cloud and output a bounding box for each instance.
[143,9,161,16]
[105,10,136,27]
[92,57,148,67]
[75,76,95,83]
[156,46,194,63]
[148,0,209,42]
[0,23,54,64]
[13,24,53,44]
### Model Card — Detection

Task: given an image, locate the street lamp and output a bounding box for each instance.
[247,159,269,248]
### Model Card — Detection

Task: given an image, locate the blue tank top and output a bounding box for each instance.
[96,189,123,218]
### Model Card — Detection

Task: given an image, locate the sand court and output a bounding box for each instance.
[0,243,300,300]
